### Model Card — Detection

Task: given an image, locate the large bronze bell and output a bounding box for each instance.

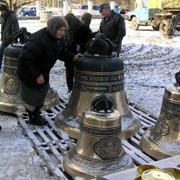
[0,28,59,113]
[140,71,180,160]
[55,33,140,139]
[63,95,134,179]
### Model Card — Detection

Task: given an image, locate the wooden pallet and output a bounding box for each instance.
[18,97,159,179]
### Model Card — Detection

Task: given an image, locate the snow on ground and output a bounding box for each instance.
[0,19,179,179]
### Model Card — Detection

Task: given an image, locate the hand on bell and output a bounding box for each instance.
[74,53,83,61]
[37,74,45,84]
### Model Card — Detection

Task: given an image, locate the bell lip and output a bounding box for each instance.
[136,164,160,178]
[0,102,25,113]
[141,169,175,180]
[162,168,180,179]
[63,149,134,179]
[140,128,180,160]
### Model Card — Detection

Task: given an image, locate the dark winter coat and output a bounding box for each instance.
[17,27,74,91]
[100,10,126,45]
[1,10,19,43]
[64,13,93,54]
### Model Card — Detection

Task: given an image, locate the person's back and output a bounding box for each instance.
[81,12,92,27]
[81,12,95,38]
[0,4,19,70]
[64,13,93,92]
[65,13,92,54]
[17,16,81,126]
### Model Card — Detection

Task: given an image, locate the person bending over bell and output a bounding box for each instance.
[17,17,82,126]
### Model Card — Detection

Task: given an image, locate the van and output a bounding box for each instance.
[23,6,36,16]
[17,6,29,16]
[79,4,100,15]
[18,6,45,16]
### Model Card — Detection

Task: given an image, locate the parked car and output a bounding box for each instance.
[18,6,46,16]
[23,6,36,16]
[79,4,100,15]
[17,6,29,16]
[119,8,130,20]
[119,8,130,14]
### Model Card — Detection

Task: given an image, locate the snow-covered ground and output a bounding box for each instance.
[0,19,179,179]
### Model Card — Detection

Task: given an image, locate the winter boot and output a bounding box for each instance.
[26,108,48,126]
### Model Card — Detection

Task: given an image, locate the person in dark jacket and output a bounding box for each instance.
[81,12,97,38]
[0,4,19,71]
[99,3,126,56]
[64,13,93,92]
[17,16,82,126]
[81,12,92,28]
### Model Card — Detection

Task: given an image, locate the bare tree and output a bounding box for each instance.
[0,0,36,11]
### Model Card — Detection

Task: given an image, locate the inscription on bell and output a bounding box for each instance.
[81,124,121,136]
[75,71,124,83]
[4,57,18,67]
[75,83,124,92]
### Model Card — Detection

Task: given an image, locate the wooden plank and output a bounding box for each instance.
[122,139,154,165]
[26,130,42,147]
[44,127,60,142]
[36,146,68,179]
[130,104,157,123]
[35,128,51,144]
[139,116,156,126]
[17,97,161,179]
[49,144,64,163]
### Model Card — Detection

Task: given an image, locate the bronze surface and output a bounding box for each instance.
[0,44,59,113]
[140,84,180,160]
[63,108,134,179]
[55,54,140,139]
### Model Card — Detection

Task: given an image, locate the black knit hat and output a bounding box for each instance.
[47,17,67,39]
[0,4,8,11]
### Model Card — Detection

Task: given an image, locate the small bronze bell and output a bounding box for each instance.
[140,71,180,160]
[63,95,134,179]
[0,28,59,113]
[55,33,140,139]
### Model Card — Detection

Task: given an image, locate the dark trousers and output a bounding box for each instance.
[114,40,123,57]
[65,58,75,92]
[20,82,49,107]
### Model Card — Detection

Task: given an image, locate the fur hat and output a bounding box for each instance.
[47,17,67,39]
[99,3,110,12]
[0,4,8,11]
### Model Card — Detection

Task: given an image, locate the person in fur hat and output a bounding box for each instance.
[17,16,82,126]
[0,4,19,71]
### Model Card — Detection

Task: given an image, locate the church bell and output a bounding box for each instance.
[55,33,140,139]
[140,71,180,160]
[63,94,134,179]
[0,28,59,113]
